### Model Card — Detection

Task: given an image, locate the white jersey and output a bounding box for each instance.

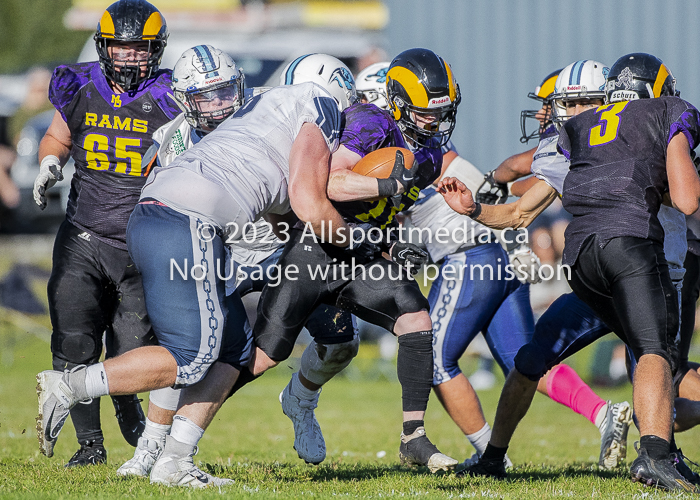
[150,88,281,266]
[142,82,341,240]
[409,156,494,262]
[531,131,687,277]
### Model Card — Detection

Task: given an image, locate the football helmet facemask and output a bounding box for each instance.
[94,0,168,92]
[356,62,391,111]
[520,68,560,143]
[386,48,460,148]
[280,53,357,111]
[551,60,609,129]
[172,45,245,133]
[605,53,679,103]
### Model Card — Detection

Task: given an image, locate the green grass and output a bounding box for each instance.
[1,317,699,499]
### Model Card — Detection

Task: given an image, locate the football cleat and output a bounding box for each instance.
[36,369,82,457]
[117,437,162,477]
[111,395,146,447]
[279,383,326,464]
[630,445,698,492]
[598,401,633,469]
[399,426,458,473]
[150,436,233,488]
[65,440,107,468]
[672,449,700,486]
[456,455,507,480]
[461,451,512,469]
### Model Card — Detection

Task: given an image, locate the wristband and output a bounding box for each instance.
[377,178,399,198]
[471,202,482,219]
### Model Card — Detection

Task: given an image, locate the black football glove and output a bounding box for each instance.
[378,150,421,207]
[345,222,382,260]
[475,170,508,205]
[389,242,429,275]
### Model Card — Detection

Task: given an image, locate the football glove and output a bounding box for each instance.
[389,242,429,275]
[475,170,508,205]
[33,155,64,210]
[346,222,382,260]
[507,241,542,284]
[378,150,421,207]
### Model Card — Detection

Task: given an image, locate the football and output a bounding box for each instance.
[352,147,415,178]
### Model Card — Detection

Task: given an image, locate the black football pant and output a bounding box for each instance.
[48,220,157,446]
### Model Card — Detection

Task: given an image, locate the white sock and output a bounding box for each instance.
[169,415,204,448]
[290,372,319,401]
[84,363,109,398]
[595,404,608,431]
[142,417,171,446]
[467,422,492,455]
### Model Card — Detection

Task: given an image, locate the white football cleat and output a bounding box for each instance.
[279,383,326,464]
[149,436,233,488]
[117,437,162,477]
[599,400,633,469]
[36,369,82,458]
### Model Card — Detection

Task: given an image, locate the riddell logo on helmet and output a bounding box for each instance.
[429,96,450,106]
[205,77,224,85]
[565,85,584,92]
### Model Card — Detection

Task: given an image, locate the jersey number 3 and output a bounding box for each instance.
[589,101,629,147]
[83,134,145,175]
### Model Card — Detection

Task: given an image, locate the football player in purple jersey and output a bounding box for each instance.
[33,0,179,467]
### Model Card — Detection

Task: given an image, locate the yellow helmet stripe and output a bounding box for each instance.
[99,11,115,38]
[653,63,670,98]
[142,12,164,40]
[538,74,558,99]
[444,62,457,102]
[387,66,429,107]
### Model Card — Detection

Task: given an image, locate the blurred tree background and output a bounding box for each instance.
[0,0,91,73]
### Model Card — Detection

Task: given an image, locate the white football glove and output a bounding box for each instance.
[33,155,64,210]
[508,242,542,284]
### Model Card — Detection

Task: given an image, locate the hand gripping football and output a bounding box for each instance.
[352,147,415,178]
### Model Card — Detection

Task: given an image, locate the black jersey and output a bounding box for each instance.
[332,103,443,232]
[558,96,700,266]
[49,61,179,249]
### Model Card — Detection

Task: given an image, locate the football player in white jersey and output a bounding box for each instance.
[36,61,351,487]
[116,49,361,477]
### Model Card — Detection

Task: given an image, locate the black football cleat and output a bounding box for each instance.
[630,445,698,492]
[398,426,458,473]
[456,455,507,480]
[65,440,107,468]
[111,395,145,447]
[672,449,700,486]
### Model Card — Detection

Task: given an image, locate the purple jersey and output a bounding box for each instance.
[334,103,442,230]
[558,96,700,266]
[49,61,179,248]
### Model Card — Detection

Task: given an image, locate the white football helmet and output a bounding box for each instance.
[171,44,245,132]
[280,53,357,111]
[356,62,390,110]
[551,59,609,128]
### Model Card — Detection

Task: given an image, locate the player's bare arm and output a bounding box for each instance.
[38,111,72,164]
[492,146,537,183]
[327,145,402,201]
[438,176,557,229]
[667,132,700,215]
[289,123,350,246]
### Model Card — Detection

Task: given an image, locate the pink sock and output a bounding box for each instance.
[546,364,606,425]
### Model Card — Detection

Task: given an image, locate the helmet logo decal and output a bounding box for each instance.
[330,67,354,91]
[600,67,609,90]
[615,67,635,90]
[371,68,389,83]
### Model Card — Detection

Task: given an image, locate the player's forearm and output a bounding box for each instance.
[475,181,557,229]
[327,169,383,202]
[492,147,537,183]
[294,199,350,247]
[38,134,71,166]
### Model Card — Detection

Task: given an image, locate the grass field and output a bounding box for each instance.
[0,238,699,498]
[1,317,699,499]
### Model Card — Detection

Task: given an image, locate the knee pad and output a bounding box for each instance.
[300,337,360,386]
[149,387,182,412]
[51,331,102,365]
[673,362,692,397]
[514,343,547,382]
